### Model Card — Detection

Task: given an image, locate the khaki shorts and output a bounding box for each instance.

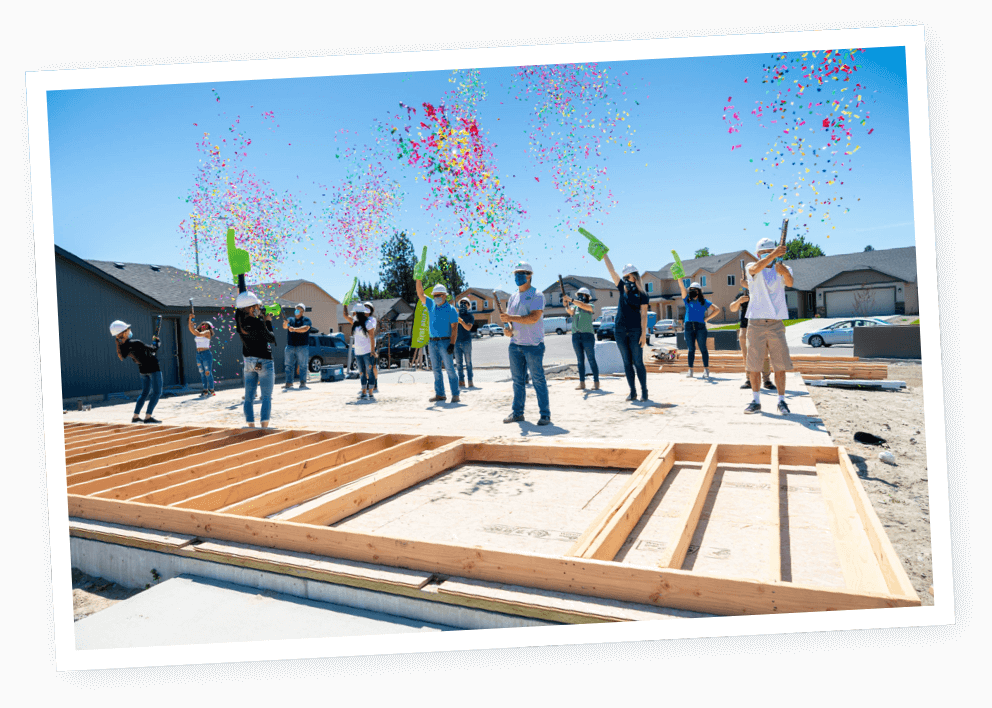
[739,327,771,376]
[745,319,792,372]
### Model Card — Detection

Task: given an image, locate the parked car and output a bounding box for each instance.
[375,334,416,368]
[596,312,656,343]
[478,323,504,336]
[653,319,676,337]
[802,317,892,347]
[306,333,349,372]
[543,316,571,335]
[596,320,616,341]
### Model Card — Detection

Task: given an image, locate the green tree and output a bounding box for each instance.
[378,230,417,303]
[783,236,825,260]
[864,245,875,252]
[694,247,711,258]
[423,254,469,297]
[357,280,390,301]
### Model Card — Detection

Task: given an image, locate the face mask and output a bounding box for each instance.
[295,309,302,317]
[624,279,636,291]
[514,272,529,287]
[578,295,589,303]
[459,304,468,312]
[434,297,445,306]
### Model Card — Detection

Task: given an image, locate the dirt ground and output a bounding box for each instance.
[72,567,142,621]
[806,362,933,606]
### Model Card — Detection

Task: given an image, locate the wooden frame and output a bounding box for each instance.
[646,353,888,380]
[64,423,919,617]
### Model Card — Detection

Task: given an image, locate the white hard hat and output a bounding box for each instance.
[756,237,776,253]
[351,303,369,314]
[198,321,215,331]
[235,291,262,309]
[109,320,131,336]
[295,302,306,310]
[689,281,702,290]
[431,284,448,296]
[576,287,591,297]
[512,261,533,273]
[458,297,471,305]
[621,263,638,276]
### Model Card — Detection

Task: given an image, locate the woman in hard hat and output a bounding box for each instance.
[110,320,163,424]
[234,290,276,427]
[563,287,599,390]
[363,301,380,393]
[602,255,650,401]
[187,315,216,397]
[677,278,721,378]
[343,302,377,401]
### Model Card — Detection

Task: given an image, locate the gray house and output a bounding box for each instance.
[56,245,298,401]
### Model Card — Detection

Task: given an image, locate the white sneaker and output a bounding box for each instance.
[687,369,694,378]
[704,369,710,378]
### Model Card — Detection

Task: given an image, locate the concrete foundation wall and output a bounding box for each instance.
[676,329,741,350]
[853,325,922,359]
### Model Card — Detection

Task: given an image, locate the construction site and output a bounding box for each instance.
[63,352,932,648]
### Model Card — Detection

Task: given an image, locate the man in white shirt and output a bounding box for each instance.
[744,237,794,415]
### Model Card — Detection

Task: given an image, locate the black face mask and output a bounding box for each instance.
[624,280,636,292]
[578,294,589,303]
[689,289,701,299]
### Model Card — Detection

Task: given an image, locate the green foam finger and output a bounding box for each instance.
[413,245,428,281]
[671,250,685,279]
[226,228,251,277]
[342,277,358,307]
[578,227,608,261]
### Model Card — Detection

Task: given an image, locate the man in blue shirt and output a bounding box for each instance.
[455,297,476,389]
[415,280,460,403]
[282,302,313,390]
[499,261,551,426]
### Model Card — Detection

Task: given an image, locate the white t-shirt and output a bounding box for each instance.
[194,335,211,349]
[353,325,373,355]
[745,262,793,320]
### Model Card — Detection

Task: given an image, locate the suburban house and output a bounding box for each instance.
[256,279,341,334]
[540,275,619,320]
[452,288,513,329]
[55,246,298,401]
[646,250,757,323]
[337,297,416,338]
[784,246,918,318]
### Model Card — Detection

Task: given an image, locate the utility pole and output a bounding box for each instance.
[193,217,200,275]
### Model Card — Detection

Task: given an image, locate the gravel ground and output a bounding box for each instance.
[72,568,143,621]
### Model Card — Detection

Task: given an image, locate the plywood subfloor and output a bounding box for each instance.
[331,463,633,555]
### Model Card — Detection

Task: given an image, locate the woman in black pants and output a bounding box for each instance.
[602,254,650,401]
[110,320,163,424]
[678,279,721,378]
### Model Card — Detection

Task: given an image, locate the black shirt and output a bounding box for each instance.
[118,338,160,374]
[235,310,276,359]
[457,311,474,343]
[615,280,649,331]
[286,316,312,347]
[737,288,751,329]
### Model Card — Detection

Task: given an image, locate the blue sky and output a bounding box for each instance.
[48,46,913,300]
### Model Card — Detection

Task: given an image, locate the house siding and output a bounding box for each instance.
[281,283,340,334]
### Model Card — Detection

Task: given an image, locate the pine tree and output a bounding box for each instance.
[694,247,711,258]
[379,230,417,303]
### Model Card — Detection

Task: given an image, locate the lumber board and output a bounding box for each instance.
[285,440,468,526]
[836,448,919,600]
[67,493,920,615]
[463,442,651,469]
[124,432,338,505]
[566,467,648,558]
[576,444,677,561]
[68,517,196,548]
[64,426,195,457]
[815,463,889,595]
[769,445,782,583]
[63,424,127,439]
[657,444,720,569]
[203,434,402,516]
[65,429,268,488]
[64,426,164,450]
[65,428,218,467]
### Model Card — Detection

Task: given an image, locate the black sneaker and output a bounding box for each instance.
[503,414,525,424]
[744,401,761,415]
[640,392,649,401]
[625,392,637,402]
[777,400,791,415]
[740,380,752,389]
[143,417,162,424]
[763,380,776,391]
[537,416,552,426]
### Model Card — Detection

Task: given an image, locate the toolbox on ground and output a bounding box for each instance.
[320,365,345,382]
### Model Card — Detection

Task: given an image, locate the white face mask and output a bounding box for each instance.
[434,297,445,306]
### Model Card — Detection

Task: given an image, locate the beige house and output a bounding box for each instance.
[257,279,341,334]
[452,288,513,329]
[645,250,757,324]
[540,275,620,320]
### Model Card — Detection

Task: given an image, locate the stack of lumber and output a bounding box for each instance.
[645,352,888,381]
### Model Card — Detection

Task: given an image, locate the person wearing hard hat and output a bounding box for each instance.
[602,254,650,402]
[234,289,277,428]
[500,261,552,425]
[363,301,380,393]
[677,278,722,379]
[343,302,378,401]
[729,271,774,390]
[563,287,599,391]
[743,236,795,415]
[187,315,216,397]
[282,302,313,390]
[415,279,460,403]
[455,297,476,389]
[111,320,164,423]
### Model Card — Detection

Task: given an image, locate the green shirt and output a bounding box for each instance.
[571,306,594,334]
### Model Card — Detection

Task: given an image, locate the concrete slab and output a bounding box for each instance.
[63,370,830,446]
[74,574,456,650]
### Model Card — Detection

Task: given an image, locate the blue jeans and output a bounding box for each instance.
[571,332,599,383]
[243,357,274,423]
[455,340,473,382]
[508,342,550,418]
[134,371,163,416]
[195,350,214,391]
[428,341,459,397]
[685,321,709,368]
[614,326,647,396]
[284,345,309,386]
[356,353,376,390]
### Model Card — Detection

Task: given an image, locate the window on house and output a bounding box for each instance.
[471,301,477,311]
[683,278,690,288]
[740,259,745,270]
[700,276,707,287]
[727,275,736,287]
[645,282,654,293]
[806,293,815,311]
[483,300,488,308]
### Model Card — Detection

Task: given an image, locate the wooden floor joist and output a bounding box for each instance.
[645,353,888,380]
[61,423,920,616]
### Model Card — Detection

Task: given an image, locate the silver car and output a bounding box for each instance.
[802,317,892,347]
[652,319,676,337]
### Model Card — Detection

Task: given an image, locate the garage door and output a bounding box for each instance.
[825,287,896,317]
